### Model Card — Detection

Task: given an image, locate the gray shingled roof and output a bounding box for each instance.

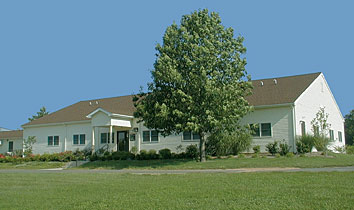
[22,72,321,127]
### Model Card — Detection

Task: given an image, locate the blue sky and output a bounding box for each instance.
[1,0,353,130]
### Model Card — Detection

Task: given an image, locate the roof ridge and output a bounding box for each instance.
[251,72,321,81]
[79,94,135,103]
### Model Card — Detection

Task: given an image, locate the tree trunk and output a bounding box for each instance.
[199,132,206,162]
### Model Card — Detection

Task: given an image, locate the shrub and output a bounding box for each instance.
[148,149,159,159]
[89,153,99,161]
[253,145,260,154]
[346,145,354,155]
[279,141,291,156]
[286,152,294,158]
[159,148,172,159]
[186,144,199,160]
[175,152,187,159]
[251,153,258,158]
[313,135,330,152]
[275,153,281,158]
[296,134,315,154]
[266,141,279,156]
[238,153,245,158]
[130,146,138,155]
[333,146,345,154]
[206,130,252,156]
[112,151,134,160]
[137,150,148,160]
[39,154,51,162]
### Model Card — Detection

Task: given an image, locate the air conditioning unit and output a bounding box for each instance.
[133,127,138,132]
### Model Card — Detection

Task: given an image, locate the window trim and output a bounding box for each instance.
[142,130,159,143]
[48,135,59,146]
[338,131,343,142]
[329,129,334,141]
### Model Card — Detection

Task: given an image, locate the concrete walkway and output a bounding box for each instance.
[1,166,354,174]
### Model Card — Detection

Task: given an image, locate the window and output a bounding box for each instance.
[101,133,107,144]
[130,134,136,141]
[338,131,342,142]
[151,130,158,142]
[300,121,306,136]
[329,130,334,141]
[250,124,260,137]
[48,136,59,146]
[183,131,200,141]
[261,123,271,137]
[73,134,85,145]
[143,130,159,142]
[8,141,13,152]
[100,133,114,144]
[249,123,271,137]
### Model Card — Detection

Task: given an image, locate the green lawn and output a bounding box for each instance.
[79,154,354,170]
[0,161,66,169]
[0,172,353,209]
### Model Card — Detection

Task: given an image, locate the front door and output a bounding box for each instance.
[117,131,129,152]
[8,141,13,152]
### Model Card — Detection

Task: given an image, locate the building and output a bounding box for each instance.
[19,72,345,154]
[0,130,23,154]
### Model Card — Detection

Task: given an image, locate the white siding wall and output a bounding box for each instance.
[23,122,92,154]
[294,74,345,149]
[0,138,23,154]
[134,121,199,153]
[241,106,294,152]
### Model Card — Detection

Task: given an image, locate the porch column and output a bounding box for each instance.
[110,125,113,151]
[92,126,95,153]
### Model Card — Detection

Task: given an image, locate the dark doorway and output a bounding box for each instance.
[117,131,129,152]
[8,141,13,152]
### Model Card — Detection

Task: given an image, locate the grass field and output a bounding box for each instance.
[79,154,354,170]
[0,161,66,169]
[0,171,353,209]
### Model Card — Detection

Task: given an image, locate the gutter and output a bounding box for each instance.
[254,103,294,109]
[22,120,91,129]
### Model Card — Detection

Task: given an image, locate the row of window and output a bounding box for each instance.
[46,131,199,146]
[48,135,86,146]
[300,121,343,142]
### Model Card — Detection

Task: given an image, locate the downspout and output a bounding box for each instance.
[64,124,67,152]
[292,105,297,153]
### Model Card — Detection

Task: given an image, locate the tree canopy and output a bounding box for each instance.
[345,110,354,145]
[28,106,49,122]
[134,9,252,161]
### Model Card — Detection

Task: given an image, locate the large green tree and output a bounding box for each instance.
[134,9,252,162]
[345,110,354,145]
[28,106,49,122]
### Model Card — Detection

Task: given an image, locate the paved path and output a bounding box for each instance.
[1,166,354,174]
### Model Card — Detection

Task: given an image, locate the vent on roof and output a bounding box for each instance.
[96,101,99,105]
[89,102,92,106]
[260,81,264,86]
[273,79,277,85]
